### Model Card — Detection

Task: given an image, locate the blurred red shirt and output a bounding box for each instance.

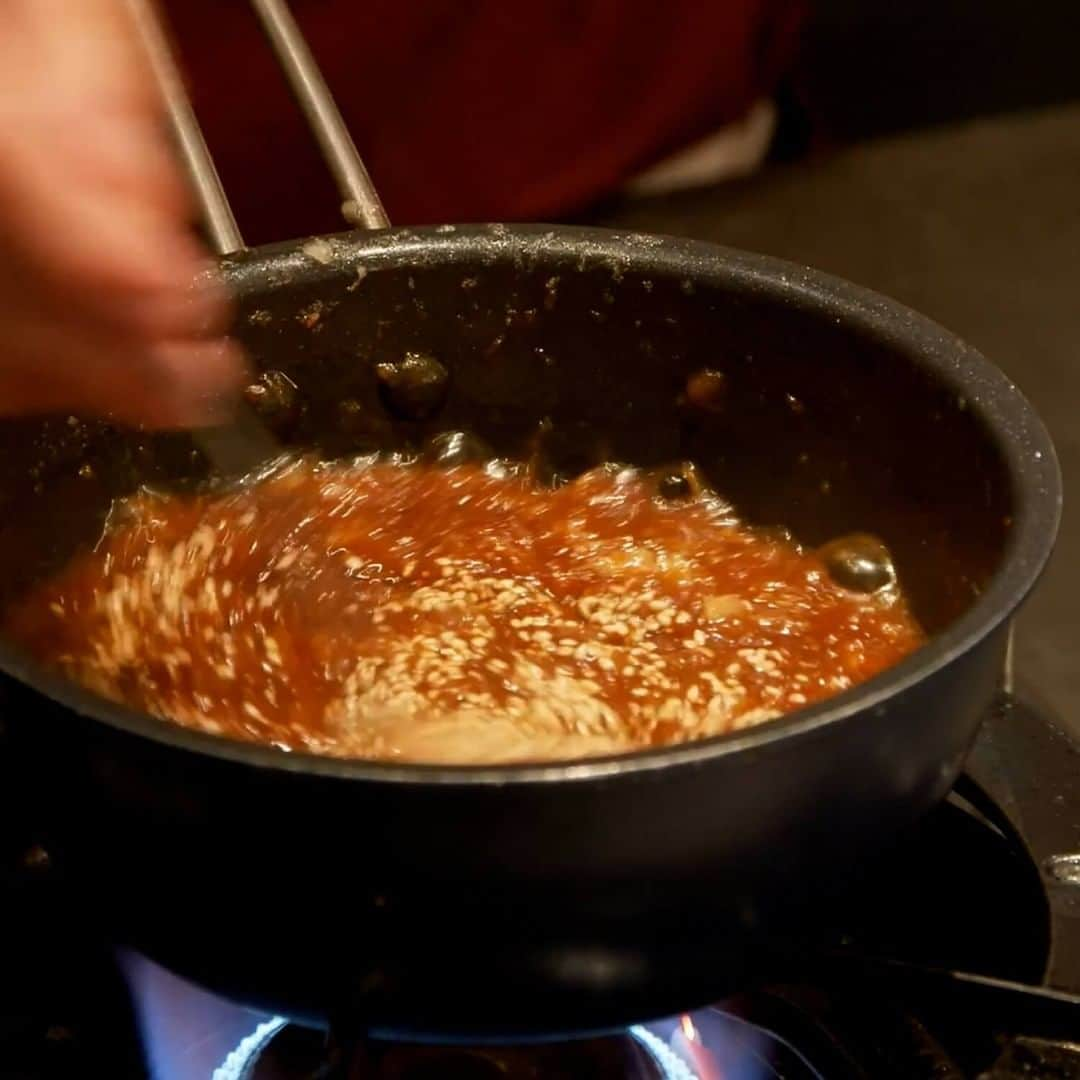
[166,1,804,244]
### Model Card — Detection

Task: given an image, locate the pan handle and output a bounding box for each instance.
[127,0,389,257]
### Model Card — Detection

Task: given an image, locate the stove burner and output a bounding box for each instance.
[211,1007,833,1080]
[214,1016,284,1080]
[213,1017,699,1080]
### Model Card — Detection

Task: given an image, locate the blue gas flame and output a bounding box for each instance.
[123,948,820,1080]
[120,951,272,1080]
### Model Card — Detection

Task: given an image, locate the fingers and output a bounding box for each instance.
[113,338,250,429]
[0,72,222,341]
[0,327,248,429]
[0,0,244,428]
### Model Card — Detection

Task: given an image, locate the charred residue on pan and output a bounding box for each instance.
[374,352,450,422]
[244,370,303,438]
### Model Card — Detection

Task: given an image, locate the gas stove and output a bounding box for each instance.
[3,689,1080,1079]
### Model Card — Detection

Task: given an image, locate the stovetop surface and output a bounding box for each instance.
[3,688,1080,1079]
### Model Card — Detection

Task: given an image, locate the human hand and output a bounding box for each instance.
[0,0,244,428]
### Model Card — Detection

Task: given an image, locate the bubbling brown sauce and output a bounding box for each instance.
[4,458,924,764]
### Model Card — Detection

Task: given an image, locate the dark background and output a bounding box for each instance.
[796,1,1080,141]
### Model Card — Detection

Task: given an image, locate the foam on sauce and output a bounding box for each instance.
[4,458,925,763]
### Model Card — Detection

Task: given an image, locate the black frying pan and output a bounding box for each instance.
[0,4,1062,1042]
[0,224,1060,1037]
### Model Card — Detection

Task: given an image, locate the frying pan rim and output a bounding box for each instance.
[1,224,1061,784]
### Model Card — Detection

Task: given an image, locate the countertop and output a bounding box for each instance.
[597,103,1078,724]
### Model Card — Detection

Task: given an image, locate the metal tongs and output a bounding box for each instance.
[126,0,389,476]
